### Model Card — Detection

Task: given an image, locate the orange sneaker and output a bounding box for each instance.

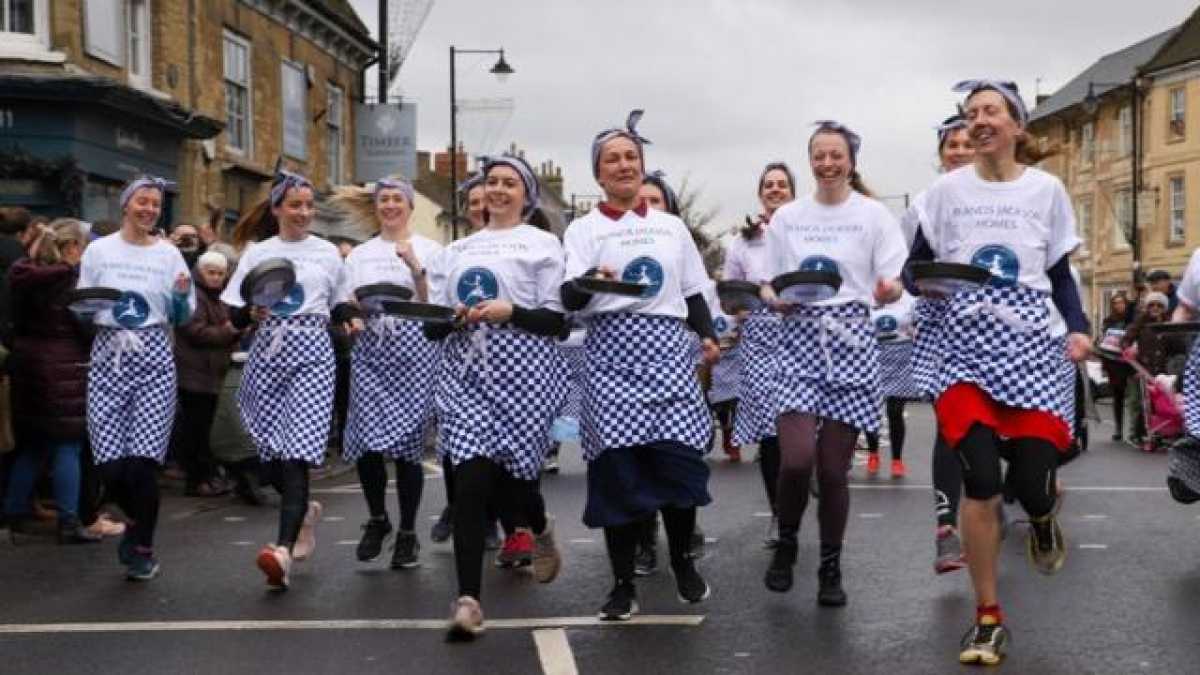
[891,459,907,478]
[866,453,880,476]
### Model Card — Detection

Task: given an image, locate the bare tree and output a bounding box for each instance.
[676,175,724,277]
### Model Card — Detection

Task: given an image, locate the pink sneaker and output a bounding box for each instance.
[256,545,291,590]
[934,525,967,574]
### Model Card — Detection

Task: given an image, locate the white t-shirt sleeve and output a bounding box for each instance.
[534,240,567,313]
[678,225,710,298]
[77,242,100,289]
[220,246,255,307]
[562,222,594,280]
[422,243,446,305]
[1044,178,1081,268]
[722,238,745,282]
[329,258,349,309]
[764,211,789,279]
[873,208,908,281]
[1177,249,1200,310]
[171,247,198,314]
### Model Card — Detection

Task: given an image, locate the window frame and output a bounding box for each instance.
[1112,187,1133,251]
[280,59,308,161]
[1117,105,1132,158]
[222,29,253,156]
[1076,196,1093,256]
[1169,87,1186,139]
[126,0,152,88]
[326,82,344,185]
[1080,121,1095,167]
[0,0,57,62]
[1169,175,1186,244]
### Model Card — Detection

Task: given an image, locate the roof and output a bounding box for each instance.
[1029,27,1178,122]
[316,1,373,42]
[1142,5,1200,73]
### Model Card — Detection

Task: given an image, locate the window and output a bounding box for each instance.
[1170,176,1186,243]
[0,0,55,61]
[281,61,308,160]
[1170,88,1186,138]
[1112,188,1132,250]
[326,84,344,184]
[1080,122,1095,166]
[1117,105,1132,157]
[2,0,33,33]
[84,0,124,65]
[223,31,252,154]
[126,0,151,87]
[1077,197,1093,254]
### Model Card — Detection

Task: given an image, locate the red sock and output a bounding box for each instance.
[976,604,1004,625]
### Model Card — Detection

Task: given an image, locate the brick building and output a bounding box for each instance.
[0,0,375,231]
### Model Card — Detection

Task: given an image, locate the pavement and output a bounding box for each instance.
[2,403,1198,674]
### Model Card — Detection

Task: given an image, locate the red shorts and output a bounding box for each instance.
[934,383,1071,452]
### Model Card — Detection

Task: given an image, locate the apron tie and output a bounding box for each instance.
[262,321,325,359]
[100,329,145,373]
[462,323,494,389]
[960,298,1047,333]
[368,314,400,338]
[812,313,870,376]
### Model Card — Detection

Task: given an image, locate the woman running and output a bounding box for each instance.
[78,176,195,579]
[760,121,905,606]
[430,154,568,639]
[724,162,796,545]
[563,110,717,621]
[223,170,344,591]
[864,291,920,478]
[329,176,443,569]
[906,80,1088,665]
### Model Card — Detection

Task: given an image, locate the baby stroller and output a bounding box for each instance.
[1125,356,1185,453]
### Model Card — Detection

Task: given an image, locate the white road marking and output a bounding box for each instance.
[843,483,1167,492]
[1078,544,1109,549]
[858,513,884,519]
[335,540,358,546]
[734,652,751,658]
[223,517,246,522]
[752,512,772,518]
[231,541,254,546]
[322,516,345,522]
[1081,514,1109,520]
[568,539,594,544]
[0,615,706,634]
[533,628,579,675]
[704,537,718,544]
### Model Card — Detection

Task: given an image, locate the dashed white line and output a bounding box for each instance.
[858,513,884,519]
[752,512,772,518]
[322,516,345,522]
[533,628,579,675]
[223,516,246,522]
[231,541,254,546]
[1078,544,1109,550]
[1081,514,1109,520]
[568,538,594,544]
[335,540,358,546]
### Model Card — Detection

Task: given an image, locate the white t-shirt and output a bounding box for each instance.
[435,224,565,313]
[899,191,927,249]
[78,233,196,329]
[563,206,710,319]
[722,231,773,284]
[914,165,1080,293]
[337,234,444,305]
[765,192,907,307]
[1176,249,1200,312]
[872,291,917,339]
[221,235,344,317]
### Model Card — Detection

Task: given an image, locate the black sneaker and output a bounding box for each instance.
[817,560,847,607]
[390,531,420,569]
[634,543,658,576]
[959,620,1009,665]
[430,506,453,543]
[1027,513,1066,575]
[356,517,393,562]
[671,558,711,604]
[598,581,638,621]
[764,536,797,592]
[689,527,707,560]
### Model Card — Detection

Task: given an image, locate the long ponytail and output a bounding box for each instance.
[328,184,380,235]
[230,198,277,250]
[849,170,874,198]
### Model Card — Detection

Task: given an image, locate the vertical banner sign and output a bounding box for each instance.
[355,103,418,183]
[282,62,307,160]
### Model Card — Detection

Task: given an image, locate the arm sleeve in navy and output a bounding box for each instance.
[901,227,935,296]
[685,293,717,341]
[1048,255,1090,334]
[510,305,566,338]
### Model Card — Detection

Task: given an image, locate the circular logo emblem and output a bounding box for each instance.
[113,291,149,328]
[713,315,730,336]
[970,245,1020,286]
[799,255,840,275]
[271,284,305,316]
[875,315,899,334]
[457,267,499,307]
[621,256,664,298]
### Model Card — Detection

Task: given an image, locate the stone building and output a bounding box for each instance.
[0,0,375,231]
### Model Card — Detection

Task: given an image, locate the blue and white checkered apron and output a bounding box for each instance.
[87,326,176,464]
[911,297,950,398]
[708,345,742,405]
[581,313,713,461]
[559,341,587,420]
[1183,340,1200,437]
[343,316,439,464]
[435,324,568,480]
[935,285,1074,431]
[878,339,922,400]
[238,314,336,465]
[732,310,782,444]
[776,302,881,433]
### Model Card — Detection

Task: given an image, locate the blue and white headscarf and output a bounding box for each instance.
[374,176,415,208]
[935,112,968,149]
[457,173,484,199]
[810,120,862,167]
[269,169,315,207]
[482,153,540,219]
[642,170,679,216]
[953,79,1029,127]
[591,109,651,178]
[119,175,174,209]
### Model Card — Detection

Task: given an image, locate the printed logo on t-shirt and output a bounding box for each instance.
[714,315,730,336]
[875,315,899,335]
[970,245,1019,286]
[622,256,664,298]
[112,291,150,328]
[799,255,840,276]
[272,284,305,316]
[457,267,499,307]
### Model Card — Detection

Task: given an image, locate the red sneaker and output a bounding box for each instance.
[495,529,534,568]
[891,459,907,478]
[866,453,880,476]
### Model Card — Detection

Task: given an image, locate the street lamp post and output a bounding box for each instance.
[449,46,514,240]
[1084,79,1142,285]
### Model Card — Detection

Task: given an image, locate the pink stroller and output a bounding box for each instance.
[1124,356,1184,452]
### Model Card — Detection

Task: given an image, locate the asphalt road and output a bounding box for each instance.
[2,403,1198,674]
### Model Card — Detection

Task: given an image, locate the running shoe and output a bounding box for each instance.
[764,535,797,592]
[723,436,742,462]
[934,525,967,574]
[634,543,658,576]
[532,518,562,583]
[430,506,453,543]
[495,529,534,568]
[1027,513,1066,575]
[543,457,560,474]
[598,581,638,621]
[959,620,1009,665]
[356,517,393,562]
[671,558,711,603]
[817,559,847,607]
[256,544,291,590]
[390,531,420,569]
[890,458,907,479]
[446,596,484,641]
[866,452,880,476]
[117,529,136,566]
[292,500,322,561]
[125,548,160,581]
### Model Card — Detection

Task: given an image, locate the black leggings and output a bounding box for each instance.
[605,506,696,581]
[452,458,546,599]
[98,457,160,549]
[775,413,858,544]
[758,435,780,514]
[955,423,1058,517]
[931,434,961,528]
[261,459,310,550]
[713,401,737,430]
[865,398,906,459]
[356,454,424,531]
[173,389,220,488]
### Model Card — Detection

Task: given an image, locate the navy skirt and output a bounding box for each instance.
[583,440,712,528]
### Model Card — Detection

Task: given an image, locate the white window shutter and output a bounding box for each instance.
[85,0,125,66]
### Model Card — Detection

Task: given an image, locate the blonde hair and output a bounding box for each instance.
[327,175,411,236]
[32,218,87,265]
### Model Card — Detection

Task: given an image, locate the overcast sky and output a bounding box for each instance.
[350,0,1196,231]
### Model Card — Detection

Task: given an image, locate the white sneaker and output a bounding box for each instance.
[292,501,322,561]
[447,596,484,641]
[256,545,291,590]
